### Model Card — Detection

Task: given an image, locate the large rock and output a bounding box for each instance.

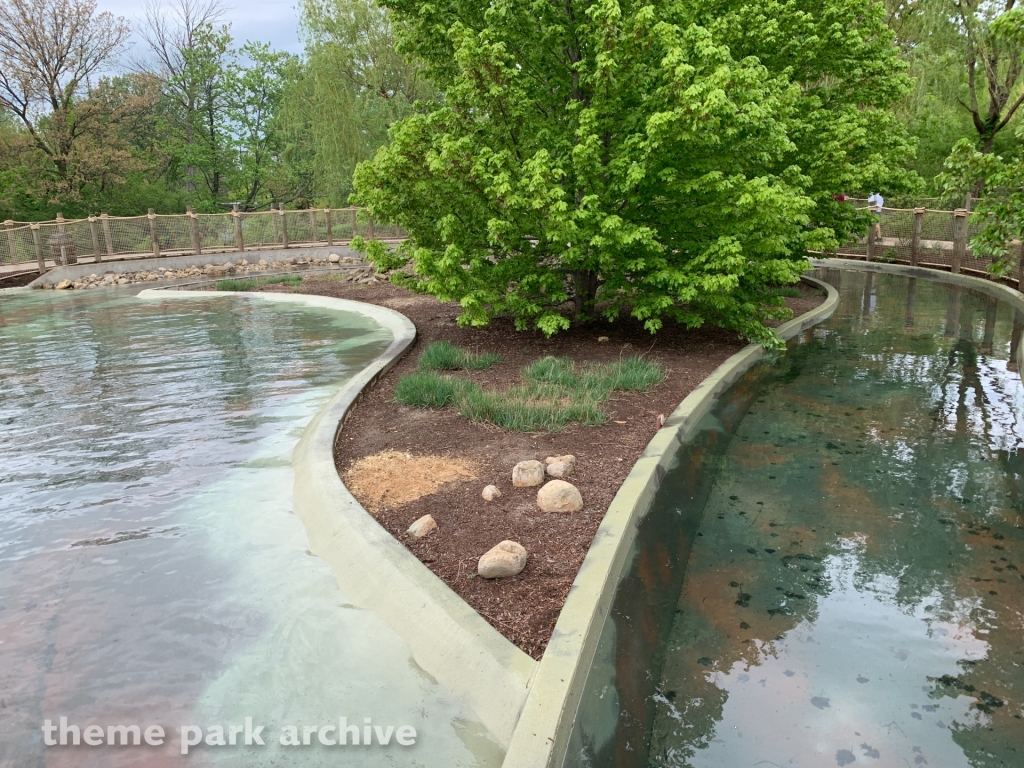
[406,514,437,539]
[545,454,576,466]
[537,480,583,513]
[478,540,527,579]
[546,461,572,479]
[55,280,72,290]
[512,460,545,487]
[482,485,502,502]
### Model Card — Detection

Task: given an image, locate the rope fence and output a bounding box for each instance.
[4,201,1022,288]
[1,206,404,273]
[832,200,1018,284]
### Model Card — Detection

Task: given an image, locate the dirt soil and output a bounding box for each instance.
[0,271,41,288]
[255,276,826,658]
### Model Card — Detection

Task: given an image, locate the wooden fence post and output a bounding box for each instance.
[4,220,17,264]
[55,212,65,233]
[911,208,924,267]
[100,213,114,256]
[30,223,45,273]
[951,208,967,274]
[280,206,289,248]
[88,216,102,263]
[187,206,202,255]
[232,204,244,252]
[308,208,318,244]
[325,207,333,247]
[350,208,357,239]
[147,209,161,258]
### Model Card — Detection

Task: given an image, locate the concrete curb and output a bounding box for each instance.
[500,276,840,768]
[809,257,1024,311]
[136,288,537,749]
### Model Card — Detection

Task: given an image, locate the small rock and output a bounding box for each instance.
[478,540,527,579]
[598,336,610,342]
[482,485,502,502]
[545,454,576,466]
[55,280,72,290]
[546,461,572,478]
[328,253,340,263]
[512,460,545,487]
[407,514,437,539]
[258,259,268,266]
[537,480,583,513]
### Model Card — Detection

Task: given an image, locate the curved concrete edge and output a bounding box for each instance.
[809,257,1024,312]
[500,276,840,768]
[135,288,537,749]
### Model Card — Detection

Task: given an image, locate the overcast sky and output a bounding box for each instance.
[98,0,305,67]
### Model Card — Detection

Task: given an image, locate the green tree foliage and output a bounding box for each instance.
[279,0,433,204]
[890,0,1024,184]
[941,128,1024,275]
[353,0,915,345]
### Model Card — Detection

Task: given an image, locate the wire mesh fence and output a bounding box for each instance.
[832,201,1020,285]
[0,207,404,271]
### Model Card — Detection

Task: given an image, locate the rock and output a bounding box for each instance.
[512,460,545,487]
[328,253,340,263]
[545,454,576,466]
[258,259,268,266]
[598,336,610,342]
[482,485,502,502]
[478,540,527,579]
[406,514,437,539]
[537,480,583,513]
[546,461,572,478]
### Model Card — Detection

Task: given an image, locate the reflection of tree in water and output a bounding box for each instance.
[645,274,1023,768]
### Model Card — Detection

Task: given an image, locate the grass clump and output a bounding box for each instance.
[394,371,480,409]
[417,340,502,371]
[216,275,302,291]
[395,353,664,432]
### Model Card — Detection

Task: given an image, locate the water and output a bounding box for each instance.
[0,289,503,768]
[567,271,1024,768]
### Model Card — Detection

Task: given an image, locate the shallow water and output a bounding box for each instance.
[568,272,1024,768]
[0,289,503,767]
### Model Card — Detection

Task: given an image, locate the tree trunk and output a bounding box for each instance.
[572,270,599,319]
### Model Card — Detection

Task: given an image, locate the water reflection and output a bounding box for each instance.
[0,290,502,768]
[566,272,1024,768]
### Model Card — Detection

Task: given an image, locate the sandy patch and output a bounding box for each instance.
[344,450,476,512]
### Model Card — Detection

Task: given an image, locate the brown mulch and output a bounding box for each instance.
[255,276,825,658]
[0,271,41,288]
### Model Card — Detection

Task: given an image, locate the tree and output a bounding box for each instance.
[281,0,433,204]
[0,0,130,200]
[890,0,1024,161]
[139,0,233,208]
[224,43,297,209]
[353,0,915,345]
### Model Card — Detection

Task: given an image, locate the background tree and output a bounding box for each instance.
[138,0,228,206]
[280,0,433,204]
[353,0,915,345]
[0,0,130,201]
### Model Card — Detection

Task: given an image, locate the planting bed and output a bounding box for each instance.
[253,276,825,657]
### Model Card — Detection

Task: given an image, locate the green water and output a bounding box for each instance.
[0,289,503,767]
[568,271,1024,768]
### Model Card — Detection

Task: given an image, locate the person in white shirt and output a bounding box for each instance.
[867,192,884,241]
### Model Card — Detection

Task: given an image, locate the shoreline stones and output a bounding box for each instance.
[406,514,437,539]
[512,460,545,487]
[545,454,576,479]
[537,479,583,513]
[481,485,502,502]
[478,540,527,579]
[43,254,370,290]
